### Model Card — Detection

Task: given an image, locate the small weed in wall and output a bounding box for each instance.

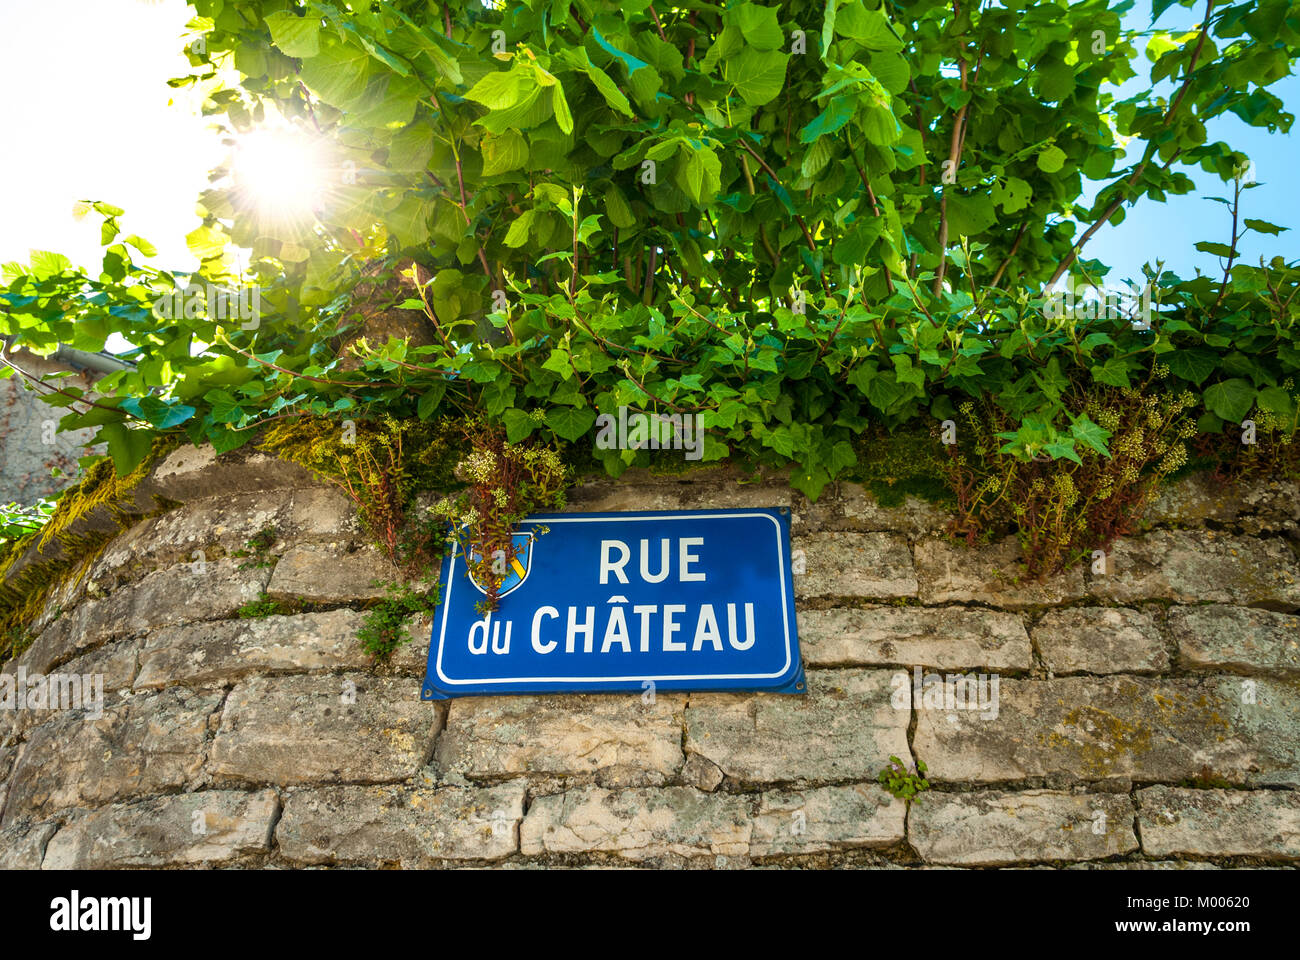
[878,757,931,803]
[358,582,439,660]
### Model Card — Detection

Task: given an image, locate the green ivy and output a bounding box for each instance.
[0,1,1294,503]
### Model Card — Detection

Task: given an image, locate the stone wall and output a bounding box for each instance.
[2,444,1299,869]
[0,350,105,506]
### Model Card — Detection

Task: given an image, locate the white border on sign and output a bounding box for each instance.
[434,511,793,686]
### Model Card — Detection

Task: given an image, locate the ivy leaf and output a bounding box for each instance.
[892,353,924,390]
[865,372,907,413]
[1091,358,1131,389]
[503,408,540,443]
[99,422,154,477]
[1069,414,1112,457]
[759,424,797,457]
[1041,438,1081,463]
[542,348,573,380]
[545,406,597,441]
[1256,386,1295,418]
[119,396,195,429]
[829,440,857,475]
[416,382,447,420]
[790,464,831,500]
[1166,349,1216,385]
[209,425,254,455]
[1203,378,1257,423]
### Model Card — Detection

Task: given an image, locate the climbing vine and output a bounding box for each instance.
[0,0,1296,623]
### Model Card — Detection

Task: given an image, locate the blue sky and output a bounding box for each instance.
[0,0,1293,286]
[1081,0,1299,285]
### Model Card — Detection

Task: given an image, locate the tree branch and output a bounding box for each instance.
[1045,0,1216,288]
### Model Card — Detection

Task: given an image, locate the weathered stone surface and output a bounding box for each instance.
[0,719,14,815]
[565,480,791,513]
[915,537,1085,608]
[910,790,1137,865]
[1137,786,1300,860]
[799,606,1031,670]
[914,676,1300,786]
[277,782,527,865]
[266,543,400,603]
[792,533,917,600]
[88,486,356,589]
[1145,473,1300,531]
[682,754,724,792]
[209,673,437,785]
[58,638,141,693]
[685,670,909,784]
[1033,607,1169,674]
[520,786,751,859]
[840,483,949,536]
[134,610,373,690]
[20,560,272,675]
[42,790,279,868]
[1170,605,1300,675]
[1089,530,1300,607]
[750,784,906,857]
[1,688,222,823]
[436,694,684,785]
[387,615,432,675]
[0,819,59,869]
[151,443,316,500]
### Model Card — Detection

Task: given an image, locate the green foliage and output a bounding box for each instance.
[234,526,279,569]
[259,415,456,575]
[878,756,930,802]
[0,499,57,547]
[948,384,1199,575]
[0,437,177,660]
[848,427,954,507]
[357,582,439,660]
[236,591,286,619]
[0,0,1295,511]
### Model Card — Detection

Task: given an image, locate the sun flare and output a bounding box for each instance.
[231,125,334,228]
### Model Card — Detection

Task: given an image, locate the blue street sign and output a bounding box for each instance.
[422,508,804,699]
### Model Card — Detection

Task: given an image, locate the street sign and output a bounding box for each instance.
[422,508,804,699]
